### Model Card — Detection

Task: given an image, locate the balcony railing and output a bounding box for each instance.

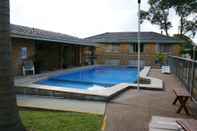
[168,56,197,101]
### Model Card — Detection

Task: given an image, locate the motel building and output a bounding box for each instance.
[85,32,184,66]
[11,24,184,76]
[10,24,96,75]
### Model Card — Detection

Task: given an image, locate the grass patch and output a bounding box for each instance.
[20,109,103,131]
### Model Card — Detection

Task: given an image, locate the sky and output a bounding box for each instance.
[10,0,196,42]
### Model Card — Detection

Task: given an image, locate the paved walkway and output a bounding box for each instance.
[17,95,106,115]
[105,69,197,131]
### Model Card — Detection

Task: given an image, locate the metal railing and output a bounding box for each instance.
[168,56,197,101]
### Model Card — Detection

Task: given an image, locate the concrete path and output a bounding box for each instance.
[17,95,106,115]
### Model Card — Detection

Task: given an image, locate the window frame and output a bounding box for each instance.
[129,43,144,53]
[20,47,28,59]
[158,44,172,54]
[105,44,120,53]
[111,44,120,53]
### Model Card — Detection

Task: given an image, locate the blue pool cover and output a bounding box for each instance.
[37,66,138,90]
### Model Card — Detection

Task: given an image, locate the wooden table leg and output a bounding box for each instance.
[172,96,179,105]
[177,96,190,115]
[183,97,190,115]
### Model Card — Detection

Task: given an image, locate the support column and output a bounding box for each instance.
[60,45,64,69]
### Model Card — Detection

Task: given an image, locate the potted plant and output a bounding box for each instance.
[155,53,166,66]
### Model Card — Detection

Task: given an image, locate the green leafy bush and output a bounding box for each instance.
[155,53,166,65]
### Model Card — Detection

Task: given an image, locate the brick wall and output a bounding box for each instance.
[11,38,94,75]
[95,42,181,66]
[143,43,156,65]
[12,38,35,75]
[95,44,105,64]
[120,43,129,65]
[172,44,181,56]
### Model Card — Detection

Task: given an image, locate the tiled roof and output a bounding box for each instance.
[85,32,184,44]
[10,24,95,46]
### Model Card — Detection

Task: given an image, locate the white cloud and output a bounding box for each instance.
[10,0,196,42]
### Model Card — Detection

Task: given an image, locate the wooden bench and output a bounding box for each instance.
[177,119,197,131]
[149,116,184,131]
[172,88,191,115]
[149,116,196,131]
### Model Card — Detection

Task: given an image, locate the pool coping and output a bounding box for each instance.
[15,65,163,101]
[129,66,163,90]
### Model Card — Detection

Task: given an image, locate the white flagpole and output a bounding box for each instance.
[137,0,141,91]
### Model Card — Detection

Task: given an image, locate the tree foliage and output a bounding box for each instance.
[141,0,197,38]
[169,0,197,37]
[140,0,172,36]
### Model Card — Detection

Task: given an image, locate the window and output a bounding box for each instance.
[105,44,120,52]
[129,43,144,53]
[111,44,120,52]
[20,47,28,59]
[105,45,112,52]
[129,44,134,53]
[158,44,171,54]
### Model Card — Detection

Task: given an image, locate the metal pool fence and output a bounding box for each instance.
[168,56,197,102]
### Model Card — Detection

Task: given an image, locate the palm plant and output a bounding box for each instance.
[0,1,25,130]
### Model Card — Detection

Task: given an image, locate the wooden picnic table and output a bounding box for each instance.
[172,88,191,115]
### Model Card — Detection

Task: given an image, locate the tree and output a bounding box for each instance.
[168,0,197,37]
[141,0,197,37]
[183,18,197,37]
[0,1,25,131]
[140,0,172,36]
[142,0,197,37]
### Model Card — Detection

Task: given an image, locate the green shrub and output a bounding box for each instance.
[155,53,166,65]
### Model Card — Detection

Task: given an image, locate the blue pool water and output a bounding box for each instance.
[37,66,138,90]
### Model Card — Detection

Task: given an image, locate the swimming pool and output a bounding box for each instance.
[37,66,138,90]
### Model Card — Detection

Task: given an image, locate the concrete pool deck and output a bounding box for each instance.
[17,95,106,115]
[104,69,197,131]
[129,66,163,90]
